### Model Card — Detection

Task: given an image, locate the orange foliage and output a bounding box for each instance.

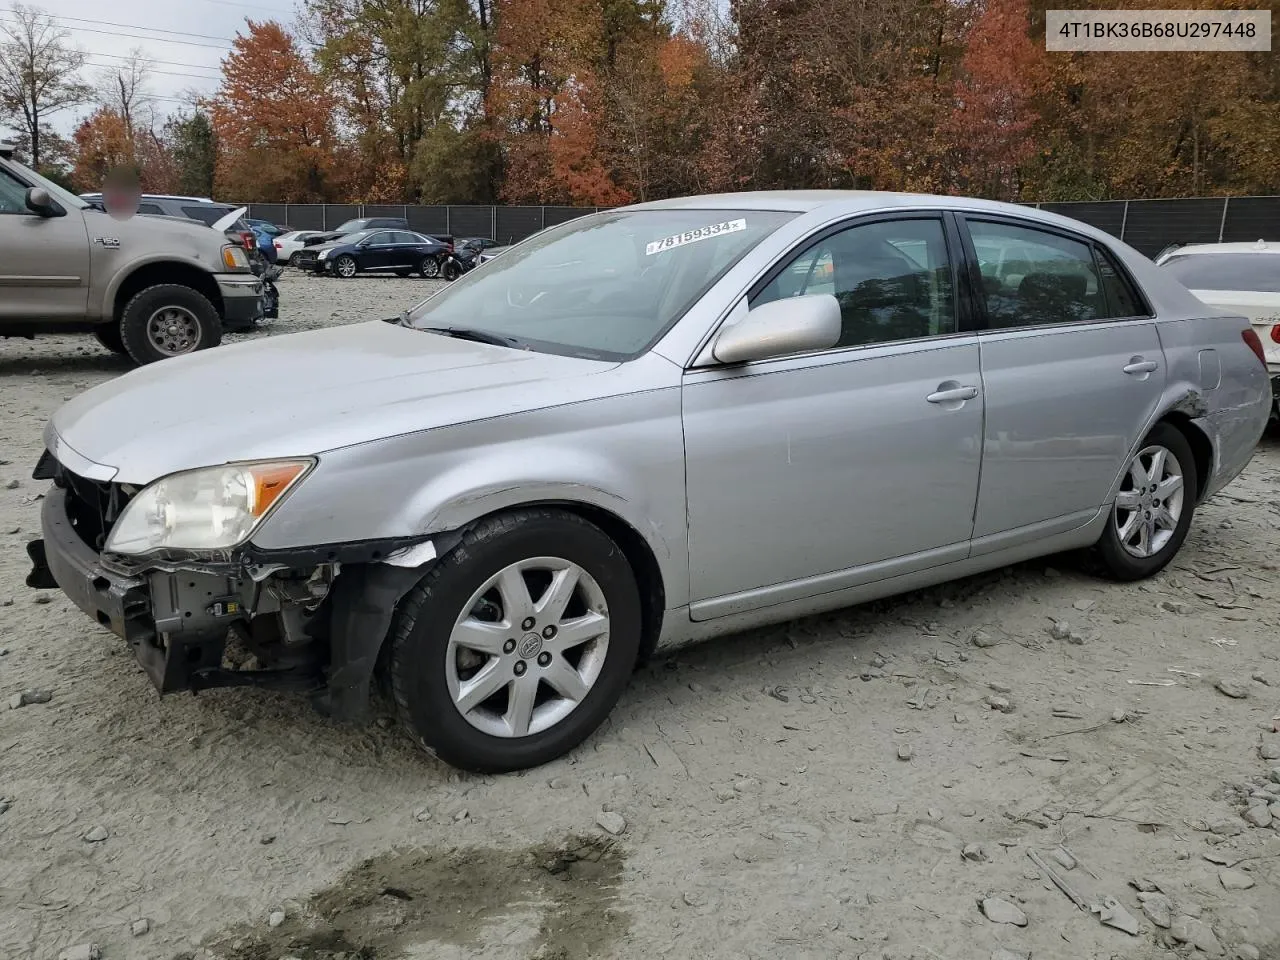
[208,20,336,202]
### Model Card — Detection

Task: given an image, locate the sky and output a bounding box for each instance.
[2,0,300,136]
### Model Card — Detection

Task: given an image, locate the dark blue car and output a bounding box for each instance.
[294,229,449,278]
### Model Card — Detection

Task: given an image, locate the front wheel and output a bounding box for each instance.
[119,284,222,365]
[388,509,642,773]
[1090,422,1197,581]
[333,255,358,278]
[419,256,440,279]
[442,258,461,281]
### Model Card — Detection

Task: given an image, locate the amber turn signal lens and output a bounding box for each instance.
[246,462,309,517]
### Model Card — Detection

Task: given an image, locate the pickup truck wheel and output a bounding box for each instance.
[92,323,127,355]
[388,509,642,773]
[119,284,222,365]
[1089,422,1197,581]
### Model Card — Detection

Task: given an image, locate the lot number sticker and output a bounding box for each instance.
[646,218,747,256]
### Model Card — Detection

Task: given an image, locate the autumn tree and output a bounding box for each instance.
[945,0,1041,200]
[0,4,92,169]
[70,107,132,191]
[209,20,336,202]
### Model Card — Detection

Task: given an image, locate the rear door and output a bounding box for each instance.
[0,163,91,321]
[958,214,1166,547]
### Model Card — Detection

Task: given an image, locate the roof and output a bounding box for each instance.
[626,189,1052,217]
[1158,240,1280,258]
[80,192,218,204]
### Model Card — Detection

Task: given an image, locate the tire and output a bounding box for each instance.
[1090,422,1197,581]
[92,323,127,355]
[389,508,643,773]
[442,259,461,281]
[287,252,301,266]
[334,255,358,278]
[419,256,440,279]
[119,284,222,365]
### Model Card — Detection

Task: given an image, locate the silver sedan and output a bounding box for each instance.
[27,191,1271,772]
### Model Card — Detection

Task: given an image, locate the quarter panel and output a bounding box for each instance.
[1153,315,1269,499]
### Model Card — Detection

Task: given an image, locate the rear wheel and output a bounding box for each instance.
[119,284,222,365]
[442,258,461,281]
[389,509,642,773]
[92,323,127,355]
[419,256,440,279]
[1090,422,1197,581]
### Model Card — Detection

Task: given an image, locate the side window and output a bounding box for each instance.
[181,205,232,225]
[136,203,164,215]
[0,167,32,214]
[752,217,955,348]
[967,220,1106,329]
[367,231,392,245]
[1094,247,1147,318]
[393,231,421,244]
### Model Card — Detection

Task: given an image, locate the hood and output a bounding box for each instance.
[49,321,618,484]
[211,206,248,232]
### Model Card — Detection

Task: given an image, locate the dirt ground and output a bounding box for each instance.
[2,272,1279,960]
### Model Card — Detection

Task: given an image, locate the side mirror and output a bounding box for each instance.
[25,187,58,217]
[712,294,841,364]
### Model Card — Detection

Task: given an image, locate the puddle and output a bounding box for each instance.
[201,834,628,960]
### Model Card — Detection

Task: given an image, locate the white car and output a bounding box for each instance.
[1158,241,1280,414]
[274,230,327,265]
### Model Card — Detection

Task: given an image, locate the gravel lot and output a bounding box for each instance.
[2,272,1280,960]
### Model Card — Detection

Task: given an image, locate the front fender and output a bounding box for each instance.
[251,380,690,607]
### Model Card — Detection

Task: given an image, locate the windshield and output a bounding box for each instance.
[334,219,367,233]
[405,208,796,360]
[6,157,87,210]
[1162,253,1280,293]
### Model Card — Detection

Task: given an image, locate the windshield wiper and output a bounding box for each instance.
[418,325,522,348]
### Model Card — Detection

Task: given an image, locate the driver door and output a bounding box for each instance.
[0,165,90,321]
[681,214,984,619]
[359,231,396,271]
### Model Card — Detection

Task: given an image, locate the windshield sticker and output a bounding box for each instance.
[646,218,746,256]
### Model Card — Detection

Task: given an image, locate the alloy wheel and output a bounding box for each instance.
[1113,444,1185,559]
[445,557,610,738]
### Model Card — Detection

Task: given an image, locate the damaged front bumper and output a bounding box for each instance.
[27,479,443,723]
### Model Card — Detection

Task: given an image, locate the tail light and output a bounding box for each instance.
[273,240,282,249]
[241,232,255,251]
[1243,328,1267,366]
[1269,324,1280,344]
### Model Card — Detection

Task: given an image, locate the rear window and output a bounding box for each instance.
[181,205,234,226]
[1162,253,1280,293]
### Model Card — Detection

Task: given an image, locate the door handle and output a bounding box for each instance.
[926,385,979,404]
[1123,358,1159,375]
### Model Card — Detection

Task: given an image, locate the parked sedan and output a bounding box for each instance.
[294,229,449,277]
[25,192,1270,775]
[1157,241,1280,414]
[274,230,327,264]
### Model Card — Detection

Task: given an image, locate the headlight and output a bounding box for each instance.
[317,249,331,260]
[105,460,313,555]
[221,244,251,270]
